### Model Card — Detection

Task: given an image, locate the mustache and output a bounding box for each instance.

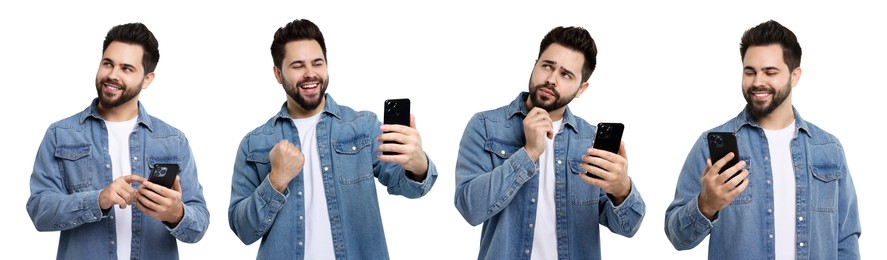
[297,76,323,86]
[747,86,774,94]
[100,78,123,87]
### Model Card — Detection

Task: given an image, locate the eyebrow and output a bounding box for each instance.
[743,66,781,72]
[288,58,326,67]
[543,59,576,78]
[102,58,137,70]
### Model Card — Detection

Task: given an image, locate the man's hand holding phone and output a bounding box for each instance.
[379,114,429,181]
[579,141,631,205]
[137,176,184,226]
[698,153,749,220]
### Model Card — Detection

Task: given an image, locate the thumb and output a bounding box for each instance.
[172,176,182,192]
[409,114,417,129]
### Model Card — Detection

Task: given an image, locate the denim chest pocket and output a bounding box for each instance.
[484,139,521,160]
[246,149,272,178]
[729,155,753,205]
[334,134,374,185]
[569,158,600,206]
[54,144,95,192]
[810,164,841,212]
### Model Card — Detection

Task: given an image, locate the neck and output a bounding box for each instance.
[286,97,325,119]
[524,98,566,121]
[98,99,139,122]
[756,97,795,130]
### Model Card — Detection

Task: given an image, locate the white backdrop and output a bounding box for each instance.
[2,1,883,259]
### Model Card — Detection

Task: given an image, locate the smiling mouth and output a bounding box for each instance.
[300,82,318,89]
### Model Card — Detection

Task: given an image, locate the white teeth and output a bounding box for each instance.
[301,83,318,89]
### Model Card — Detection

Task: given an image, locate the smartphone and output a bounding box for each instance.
[148,163,179,189]
[706,132,741,182]
[586,122,624,179]
[383,98,410,155]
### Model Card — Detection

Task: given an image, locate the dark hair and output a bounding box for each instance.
[102,23,159,75]
[539,26,598,82]
[271,19,327,68]
[740,20,802,71]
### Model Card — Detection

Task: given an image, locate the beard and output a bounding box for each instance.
[528,81,575,112]
[95,77,142,110]
[283,75,328,111]
[744,78,791,120]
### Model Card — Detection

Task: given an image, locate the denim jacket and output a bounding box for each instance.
[228,94,437,259]
[664,107,861,259]
[455,92,645,260]
[26,99,210,260]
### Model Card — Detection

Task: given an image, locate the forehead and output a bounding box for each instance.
[538,43,585,72]
[283,39,324,62]
[103,41,145,68]
[743,44,787,69]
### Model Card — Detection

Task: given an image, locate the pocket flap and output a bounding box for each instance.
[54,144,90,161]
[484,139,521,159]
[811,164,841,182]
[334,134,371,154]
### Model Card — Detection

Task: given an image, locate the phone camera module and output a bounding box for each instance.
[599,125,612,138]
[157,166,168,177]
[710,135,724,147]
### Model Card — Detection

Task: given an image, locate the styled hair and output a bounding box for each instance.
[270,19,327,68]
[538,26,598,82]
[740,20,802,71]
[102,23,159,74]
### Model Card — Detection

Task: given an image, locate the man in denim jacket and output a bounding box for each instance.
[26,23,210,259]
[228,19,437,259]
[665,20,861,259]
[455,26,646,260]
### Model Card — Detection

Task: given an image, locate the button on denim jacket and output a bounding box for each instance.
[455,92,646,260]
[665,107,861,259]
[228,94,437,259]
[26,99,210,260]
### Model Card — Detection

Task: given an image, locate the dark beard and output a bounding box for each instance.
[529,82,571,112]
[283,76,328,111]
[96,78,141,110]
[744,79,791,120]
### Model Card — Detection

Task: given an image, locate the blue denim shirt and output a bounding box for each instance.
[26,99,210,260]
[228,94,437,259]
[665,107,861,259]
[455,92,646,260]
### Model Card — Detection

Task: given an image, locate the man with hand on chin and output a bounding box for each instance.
[228,19,437,259]
[27,23,209,260]
[454,26,646,260]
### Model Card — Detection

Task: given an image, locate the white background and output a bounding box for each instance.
[2,1,884,259]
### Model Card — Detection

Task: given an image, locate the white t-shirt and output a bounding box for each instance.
[531,119,562,259]
[764,121,796,259]
[292,113,334,258]
[105,118,137,260]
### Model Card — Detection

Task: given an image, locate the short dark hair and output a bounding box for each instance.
[539,26,598,82]
[102,23,159,75]
[271,19,327,68]
[740,20,802,71]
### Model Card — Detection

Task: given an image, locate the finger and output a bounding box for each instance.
[710,152,736,175]
[729,171,751,194]
[618,141,627,159]
[172,176,182,192]
[702,159,713,177]
[137,193,159,212]
[409,114,417,129]
[122,174,145,184]
[578,170,605,187]
[716,160,746,184]
[584,155,614,173]
[583,163,612,180]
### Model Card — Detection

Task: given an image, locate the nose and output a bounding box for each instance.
[304,65,317,79]
[752,74,765,87]
[544,70,557,86]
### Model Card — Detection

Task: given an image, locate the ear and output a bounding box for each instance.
[790,67,802,88]
[574,81,590,99]
[141,72,155,90]
[273,66,284,84]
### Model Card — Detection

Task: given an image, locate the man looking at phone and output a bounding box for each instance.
[664,20,861,259]
[454,26,646,259]
[26,23,210,259]
[228,19,437,259]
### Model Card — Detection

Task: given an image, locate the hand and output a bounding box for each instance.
[137,176,184,226]
[378,114,429,180]
[523,107,554,162]
[99,174,145,210]
[579,141,631,204]
[698,152,749,220]
[269,139,305,193]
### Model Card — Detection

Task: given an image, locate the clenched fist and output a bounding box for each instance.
[269,139,305,193]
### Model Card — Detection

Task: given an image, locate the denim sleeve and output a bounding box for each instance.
[228,137,288,245]
[166,138,209,243]
[26,127,105,231]
[373,114,438,198]
[836,142,861,259]
[454,113,537,226]
[664,134,715,250]
[599,180,645,237]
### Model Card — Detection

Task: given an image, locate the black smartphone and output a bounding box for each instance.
[383,98,410,155]
[148,163,179,189]
[707,132,741,182]
[587,122,624,179]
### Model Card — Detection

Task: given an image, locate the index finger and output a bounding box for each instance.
[122,174,145,184]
